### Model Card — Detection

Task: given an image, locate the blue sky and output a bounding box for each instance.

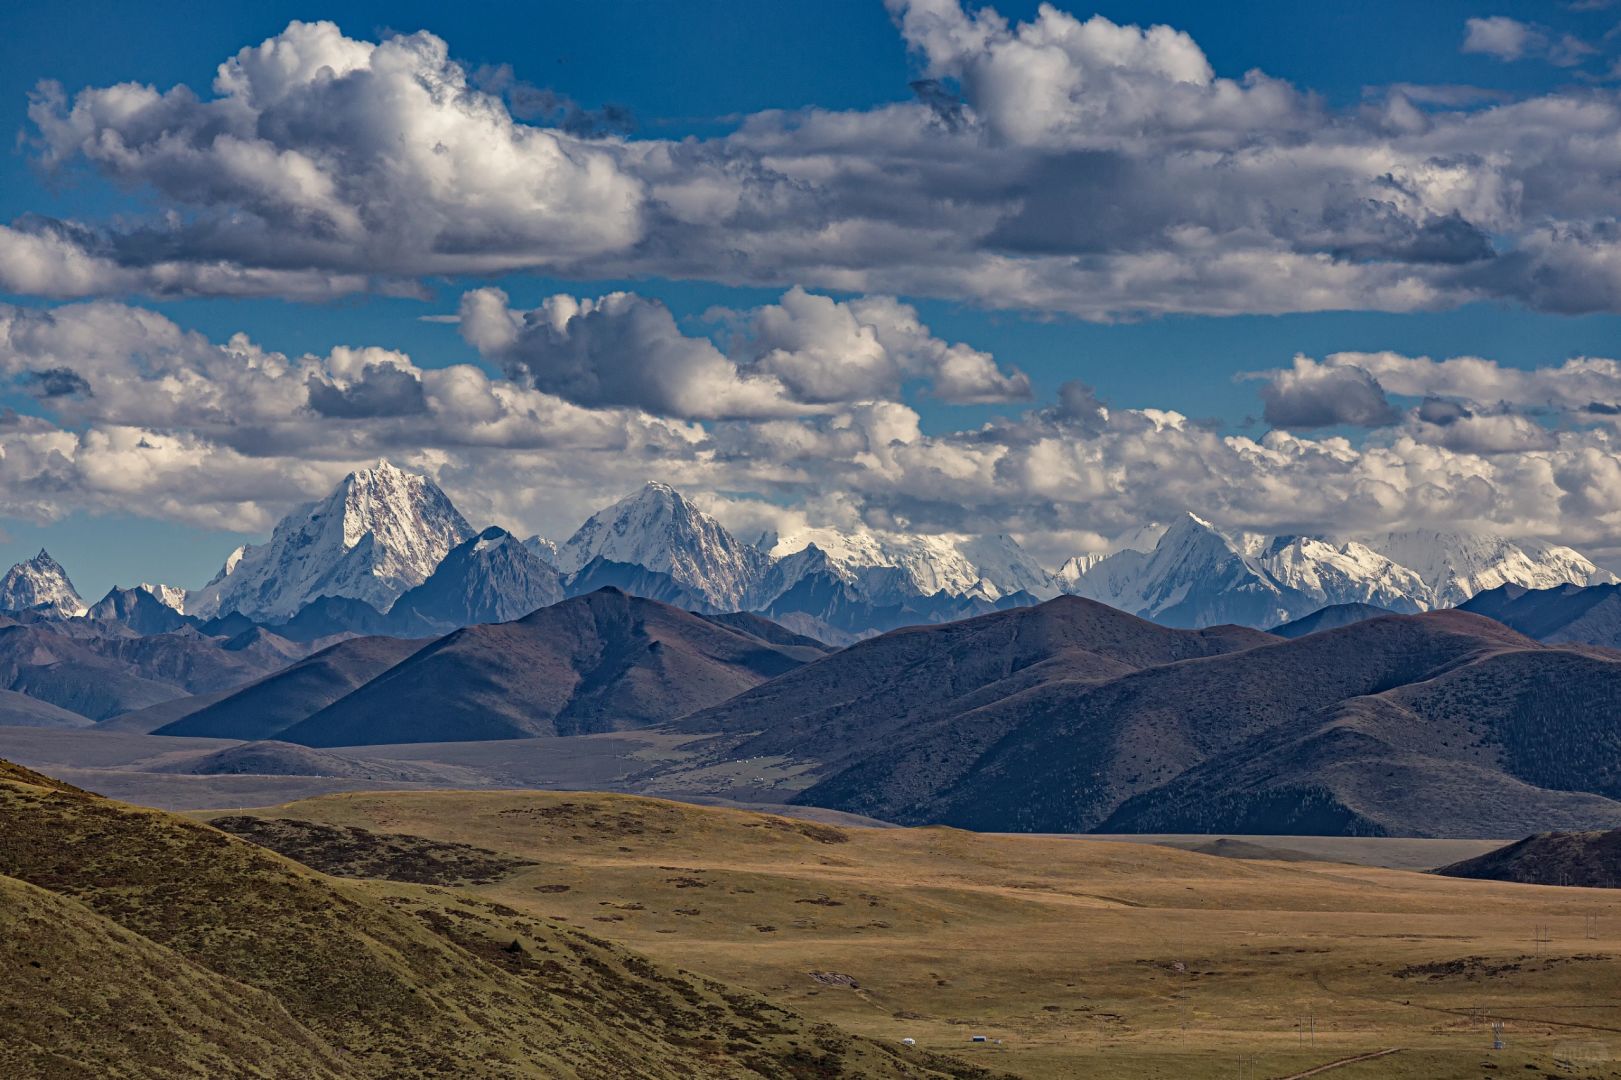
[4,0,1621,597]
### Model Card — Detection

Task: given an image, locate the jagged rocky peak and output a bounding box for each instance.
[138,583,188,613]
[187,459,475,621]
[557,481,767,609]
[523,535,560,567]
[0,549,86,617]
[390,525,564,630]
[86,585,191,634]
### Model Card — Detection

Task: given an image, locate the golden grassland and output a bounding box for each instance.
[0,768,992,1080]
[209,788,1621,1080]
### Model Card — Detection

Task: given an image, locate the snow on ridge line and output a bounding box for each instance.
[185,459,474,621]
[1058,512,1615,628]
[29,459,1612,631]
[0,548,87,618]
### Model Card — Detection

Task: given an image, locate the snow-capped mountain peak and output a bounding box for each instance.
[764,526,1056,603]
[1065,514,1314,628]
[138,583,188,613]
[1056,553,1104,587]
[1062,514,1617,628]
[1360,530,1618,609]
[187,459,475,620]
[523,535,560,567]
[956,534,1060,600]
[0,549,87,617]
[557,482,768,609]
[1255,535,1427,613]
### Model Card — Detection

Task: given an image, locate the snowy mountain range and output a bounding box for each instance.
[1059,513,1617,628]
[757,525,1057,604]
[2,461,1616,639]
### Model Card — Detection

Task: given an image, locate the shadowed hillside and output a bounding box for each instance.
[1270,603,1394,638]
[278,588,826,745]
[1100,640,1621,837]
[150,635,431,740]
[0,687,95,729]
[668,601,1621,837]
[1460,581,1621,647]
[680,594,1273,763]
[1436,828,1621,887]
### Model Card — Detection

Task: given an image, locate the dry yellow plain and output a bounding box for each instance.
[206,789,1621,1080]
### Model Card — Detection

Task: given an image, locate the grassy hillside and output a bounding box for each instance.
[0,874,348,1079]
[216,786,1621,1079]
[0,762,994,1079]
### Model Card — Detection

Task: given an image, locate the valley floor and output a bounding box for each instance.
[199,788,1621,1080]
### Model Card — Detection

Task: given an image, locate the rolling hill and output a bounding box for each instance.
[150,635,432,740]
[674,600,1621,837]
[155,741,458,783]
[276,588,827,746]
[0,872,350,1079]
[1435,828,1621,888]
[0,760,991,1079]
[210,784,1621,1078]
[1270,602,1394,638]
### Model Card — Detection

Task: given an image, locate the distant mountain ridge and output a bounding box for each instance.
[667,599,1621,838]
[274,588,826,746]
[1459,582,1621,648]
[6,464,1617,646]
[1059,513,1615,629]
[0,615,320,723]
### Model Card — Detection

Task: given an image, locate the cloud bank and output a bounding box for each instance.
[7,298,1621,568]
[7,6,1621,318]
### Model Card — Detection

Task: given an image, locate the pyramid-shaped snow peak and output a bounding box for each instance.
[187,460,474,620]
[0,549,86,617]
